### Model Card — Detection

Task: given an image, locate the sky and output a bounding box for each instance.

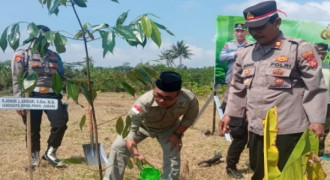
[0,0,330,68]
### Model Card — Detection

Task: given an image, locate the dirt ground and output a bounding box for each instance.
[0,92,329,180]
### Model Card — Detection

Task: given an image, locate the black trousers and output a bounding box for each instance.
[249,131,303,180]
[221,102,248,169]
[22,92,68,152]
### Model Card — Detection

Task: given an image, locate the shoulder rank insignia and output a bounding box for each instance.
[14,54,23,62]
[301,50,318,68]
[274,40,282,48]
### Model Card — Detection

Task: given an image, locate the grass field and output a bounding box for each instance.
[0,92,329,180]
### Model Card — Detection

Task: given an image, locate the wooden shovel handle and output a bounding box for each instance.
[88,104,93,133]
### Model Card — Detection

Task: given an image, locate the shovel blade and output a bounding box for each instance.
[83,143,108,166]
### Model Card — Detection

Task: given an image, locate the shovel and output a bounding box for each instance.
[83,105,108,166]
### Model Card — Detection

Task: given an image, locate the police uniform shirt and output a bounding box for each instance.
[220,40,252,83]
[126,88,199,140]
[225,33,328,135]
[11,48,65,97]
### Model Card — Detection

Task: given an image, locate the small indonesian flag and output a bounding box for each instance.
[132,105,142,114]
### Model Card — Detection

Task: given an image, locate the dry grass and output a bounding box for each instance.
[0,92,329,180]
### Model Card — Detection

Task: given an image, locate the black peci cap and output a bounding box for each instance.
[234,23,246,30]
[155,71,182,92]
[37,25,51,32]
[243,1,278,28]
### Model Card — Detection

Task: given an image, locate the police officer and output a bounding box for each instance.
[219,23,251,179]
[12,25,68,168]
[218,1,327,180]
[103,71,199,180]
[220,23,252,83]
[315,43,330,157]
[220,74,247,179]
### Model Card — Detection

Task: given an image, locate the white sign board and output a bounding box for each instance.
[0,97,58,110]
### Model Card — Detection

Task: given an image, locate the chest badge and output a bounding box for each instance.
[244,78,251,85]
[274,77,285,86]
[272,69,284,75]
[275,56,289,62]
[244,69,251,75]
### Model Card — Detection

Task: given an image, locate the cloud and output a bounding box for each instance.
[180,0,200,9]
[59,40,214,68]
[225,0,330,22]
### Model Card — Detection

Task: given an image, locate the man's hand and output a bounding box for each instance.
[16,110,26,117]
[309,123,324,138]
[218,115,231,135]
[166,135,183,152]
[132,153,146,164]
[125,139,146,164]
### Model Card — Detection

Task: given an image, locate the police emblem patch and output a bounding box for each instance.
[247,12,254,19]
[302,50,318,68]
[15,54,23,62]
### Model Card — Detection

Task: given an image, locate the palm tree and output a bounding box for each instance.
[159,49,176,67]
[171,40,193,68]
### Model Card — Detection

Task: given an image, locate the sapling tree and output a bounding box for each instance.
[0,0,173,179]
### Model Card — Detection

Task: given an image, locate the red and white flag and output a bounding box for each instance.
[132,105,142,114]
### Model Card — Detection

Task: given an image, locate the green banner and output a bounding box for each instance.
[215,15,330,85]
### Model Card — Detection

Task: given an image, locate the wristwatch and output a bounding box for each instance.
[173,131,184,139]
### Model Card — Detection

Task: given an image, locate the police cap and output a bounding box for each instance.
[37,25,51,32]
[155,71,182,92]
[234,23,246,30]
[243,1,278,28]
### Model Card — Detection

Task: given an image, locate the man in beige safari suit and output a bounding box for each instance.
[104,71,199,180]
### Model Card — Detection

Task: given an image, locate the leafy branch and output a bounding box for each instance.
[0,0,173,179]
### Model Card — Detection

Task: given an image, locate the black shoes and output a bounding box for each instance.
[42,146,65,167]
[226,167,243,179]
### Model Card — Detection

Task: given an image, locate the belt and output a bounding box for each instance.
[33,87,54,93]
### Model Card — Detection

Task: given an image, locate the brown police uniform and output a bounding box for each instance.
[11,48,68,154]
[224,1,327,179]
[225,33,328,180]
[225,33,327,135]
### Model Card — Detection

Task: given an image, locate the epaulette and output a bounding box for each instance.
[244,42,255,48]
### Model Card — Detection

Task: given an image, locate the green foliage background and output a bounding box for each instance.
[0,61,215,96]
